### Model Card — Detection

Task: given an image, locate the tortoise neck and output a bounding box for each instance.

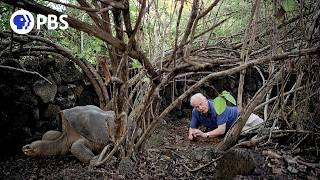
[38,134,69,155]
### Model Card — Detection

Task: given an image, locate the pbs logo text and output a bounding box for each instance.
[10,10,69,35]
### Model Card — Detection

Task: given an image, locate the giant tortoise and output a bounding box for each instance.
[22,105,116,163]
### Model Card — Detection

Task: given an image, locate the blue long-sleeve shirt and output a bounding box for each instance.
[190,99,238,131]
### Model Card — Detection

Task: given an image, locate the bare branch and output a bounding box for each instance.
[0,65,52,84]
[98,0,126,9]
[44,0,102,12]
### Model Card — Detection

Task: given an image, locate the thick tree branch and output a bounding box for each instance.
[98,0,126,9]
[76,0,103,28]
[179,0,199,46]
[44,0,103,12]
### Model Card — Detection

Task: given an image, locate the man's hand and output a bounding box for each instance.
[188,128,195,140]
[191,129,208,138]
[188,124,227,141]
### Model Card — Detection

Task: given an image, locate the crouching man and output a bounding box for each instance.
[188,93,263,140]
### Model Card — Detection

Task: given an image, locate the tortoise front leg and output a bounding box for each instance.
[71,138,95,163]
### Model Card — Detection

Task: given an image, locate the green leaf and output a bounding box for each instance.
[213,96,227,115]
[221,91,237,105]
[280,0,298,12]
[131,59,142,69]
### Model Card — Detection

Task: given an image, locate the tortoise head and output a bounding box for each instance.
[22,140,43,156]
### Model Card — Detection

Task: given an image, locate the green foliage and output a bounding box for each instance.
[0,3,11,31]
[78,37,103,64]
[212,0,249,37]
[221,90,237,105]
[131,59,142,69]
[48,28,104,65]
[213,96,227,115]
[39,1,104,65]
[213,90,236,115]
[280,0,299,12]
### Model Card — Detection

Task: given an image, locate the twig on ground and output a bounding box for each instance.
[291,133,310,153]
[170,150,186,159]
[297,159,320,168]
[234,135,267,148]
[272,130,320,135]
[262,150,282,159]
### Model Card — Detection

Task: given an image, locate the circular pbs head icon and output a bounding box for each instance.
[10,10,35,34]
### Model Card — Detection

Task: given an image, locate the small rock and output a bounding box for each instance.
[33,80,57,103]
[287,166,298,174]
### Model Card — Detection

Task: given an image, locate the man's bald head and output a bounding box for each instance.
[190,93,206,105]
[190,93,209,114]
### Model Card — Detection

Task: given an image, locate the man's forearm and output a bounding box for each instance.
[207,128,224,138]
[189,128,193,136]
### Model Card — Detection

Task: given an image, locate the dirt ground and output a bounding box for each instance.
[0,117,319,179]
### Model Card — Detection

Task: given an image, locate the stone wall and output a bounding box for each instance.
[0,56,99,157]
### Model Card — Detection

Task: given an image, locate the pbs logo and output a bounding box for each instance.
[10,9,69,35]
[10,10,35,34]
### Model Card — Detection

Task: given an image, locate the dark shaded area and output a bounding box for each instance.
[0,56,99,158]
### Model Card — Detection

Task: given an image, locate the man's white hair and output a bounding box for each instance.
[190,93,207,106]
